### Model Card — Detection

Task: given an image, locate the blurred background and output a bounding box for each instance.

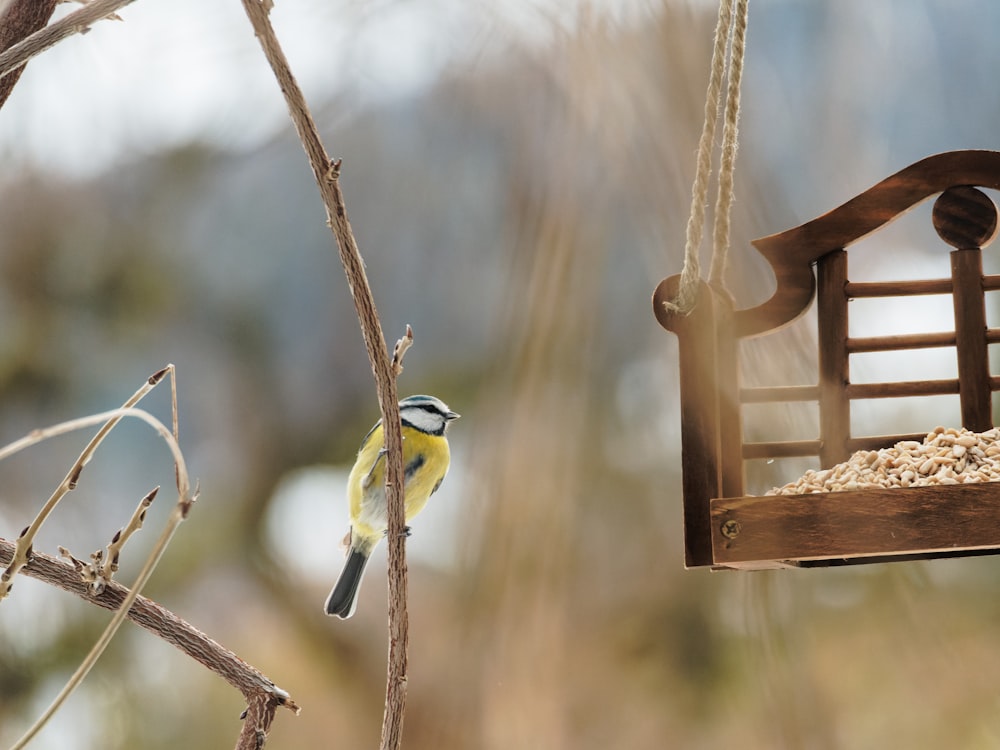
[2,0,1000,748]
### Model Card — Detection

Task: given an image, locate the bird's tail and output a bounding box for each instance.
[325,546,370,618]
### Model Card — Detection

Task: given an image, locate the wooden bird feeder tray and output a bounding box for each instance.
[653,150,1000,569]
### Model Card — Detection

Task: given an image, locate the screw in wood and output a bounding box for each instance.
[720,519,742,539]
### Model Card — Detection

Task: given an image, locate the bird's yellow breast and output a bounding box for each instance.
[348,421,451,542]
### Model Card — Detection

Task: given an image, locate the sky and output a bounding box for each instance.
[2,0,997,181]
[0,0,663,177]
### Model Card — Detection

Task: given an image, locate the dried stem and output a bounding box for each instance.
[238,2,411,747]
[0,0,135,83]
[0,538,299,748]
[0,365,173,600]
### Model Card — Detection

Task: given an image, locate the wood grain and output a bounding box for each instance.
[711,483,1000,566]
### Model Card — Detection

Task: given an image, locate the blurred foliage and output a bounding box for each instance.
[3,1,1000,749]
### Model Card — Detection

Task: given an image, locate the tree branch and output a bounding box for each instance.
[0,0,135,84]
[238,2,411,747]
[0,537,300,746]
[0,0,58,109]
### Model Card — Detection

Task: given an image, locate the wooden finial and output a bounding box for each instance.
[932,185,998,249]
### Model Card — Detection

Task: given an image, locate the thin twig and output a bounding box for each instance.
[238,2,411,747]
[0,365,172,600]
[97,485,159,591]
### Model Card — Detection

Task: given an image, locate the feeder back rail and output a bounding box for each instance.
[654,150,1000,569]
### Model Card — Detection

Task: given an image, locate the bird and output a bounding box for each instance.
[325,394,459,618]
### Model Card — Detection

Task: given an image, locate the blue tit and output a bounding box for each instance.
[325,394,459,618]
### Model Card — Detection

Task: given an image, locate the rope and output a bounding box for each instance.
[663,0,749,314]
[709,0,749,287]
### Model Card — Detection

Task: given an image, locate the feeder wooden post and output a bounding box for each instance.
[817,249,851,468]
[653,279,737,567]
[935,185,998,433]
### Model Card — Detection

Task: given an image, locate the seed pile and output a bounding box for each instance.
[766,426,1000,495]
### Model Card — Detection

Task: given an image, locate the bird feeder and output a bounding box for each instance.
[653,149,1000,569]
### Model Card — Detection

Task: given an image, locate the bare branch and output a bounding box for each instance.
[0,0,135,83]
[0,538,300,739]
[238,3,411,747]
[0,0,58,109]
[237,692,281,750]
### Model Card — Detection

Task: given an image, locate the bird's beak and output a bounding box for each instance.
[446,410,460,421]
